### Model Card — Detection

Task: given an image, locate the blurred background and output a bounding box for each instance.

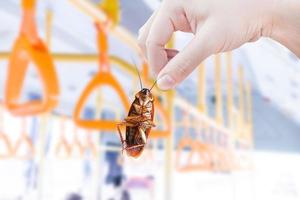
[0,0,300,200]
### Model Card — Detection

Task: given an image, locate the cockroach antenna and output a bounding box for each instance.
[131,57,143,90]
[149,79,157,91]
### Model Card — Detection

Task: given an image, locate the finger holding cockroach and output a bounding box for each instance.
[116,63,157,158]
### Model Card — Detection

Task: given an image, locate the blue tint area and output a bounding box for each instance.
[189,127,197,139]
[99,111,119,144]
[174,127,184,147]
[174,107,183,121]
[25,114,39,191]
[105,150,123,187]
[101,109,116,120]
[24,160,38,190]
[44,119,53,155]
[83,158,92,178]
[176,78,197,105]
[83,107,95,120]
[119,0,152,34]
[30,117,38,144]
[252,91,300,152]
[28,92,42,101]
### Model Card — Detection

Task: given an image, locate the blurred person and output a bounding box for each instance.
[138,0,300,90]
[65,193,82,200]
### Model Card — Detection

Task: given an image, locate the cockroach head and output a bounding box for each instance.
[136,88,153,101]
[141,88,150,95]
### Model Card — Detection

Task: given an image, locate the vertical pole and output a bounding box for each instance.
[165,91,174,200]
[226,52,233,129]
[94,90,103,200]
[36,114,48,200]
[198,62,207,114]
[245,81,253,146]
[225,52,235,171]
[45,8,53,48]
[238,66,245,140]
[214,54,223,125]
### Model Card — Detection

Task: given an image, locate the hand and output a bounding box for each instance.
[138,0,300,90]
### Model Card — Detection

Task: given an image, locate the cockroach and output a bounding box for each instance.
[117,65,157,158]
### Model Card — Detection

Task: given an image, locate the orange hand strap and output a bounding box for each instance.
[0,132,13,159]
[208,130,233,171]
[22,0,36,9]
[55,118,72,159]
[176,138,213,172]
[13,118,34,159]
[56,120,98,158]
[175,113,213,172]
[95,22,109,72]
[0,107,13,159]
[73,22,130,130]
[4,0,59,116]
[74,72,130,130]
[55,137,72,159]
[71,128,85,157]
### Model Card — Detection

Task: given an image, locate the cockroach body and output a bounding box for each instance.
[117,88,155,157]
[117,63,156,158]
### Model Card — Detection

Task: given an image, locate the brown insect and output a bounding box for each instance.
[117,65,156,158]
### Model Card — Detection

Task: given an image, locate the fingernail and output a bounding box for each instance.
[157,74,175,90]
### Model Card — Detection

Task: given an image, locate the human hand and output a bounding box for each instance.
[138,0,300,90]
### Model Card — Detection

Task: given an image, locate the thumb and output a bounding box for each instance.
[157,23,217,90]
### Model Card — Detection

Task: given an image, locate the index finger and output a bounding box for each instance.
[146,10,175,76]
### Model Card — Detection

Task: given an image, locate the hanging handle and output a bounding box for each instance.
[175,112,214,172]
[95,22,110,72]
[21,0,39,43]
[0,107,13,159]
[22,0,36,9]
[4,0,59,116]
[14,118,35,160]
[71,127,85,158]
[55,117,72,159]
[176,137,213,172]
[73,72,130,130]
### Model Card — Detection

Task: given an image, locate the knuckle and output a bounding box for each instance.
[169,59,192,82]
[177,58,191,75]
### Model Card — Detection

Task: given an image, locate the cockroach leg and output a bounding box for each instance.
[138,127,147,144]
[147,120,156,127]
[141,120,155,129]
[125,115,143,123]
[133,104,142,114]
[117,120,136,126]
[117,121,142,154]
[125,144,145,150]
[117,122,131,150]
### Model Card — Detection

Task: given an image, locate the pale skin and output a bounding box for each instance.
[138,0,300,90]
